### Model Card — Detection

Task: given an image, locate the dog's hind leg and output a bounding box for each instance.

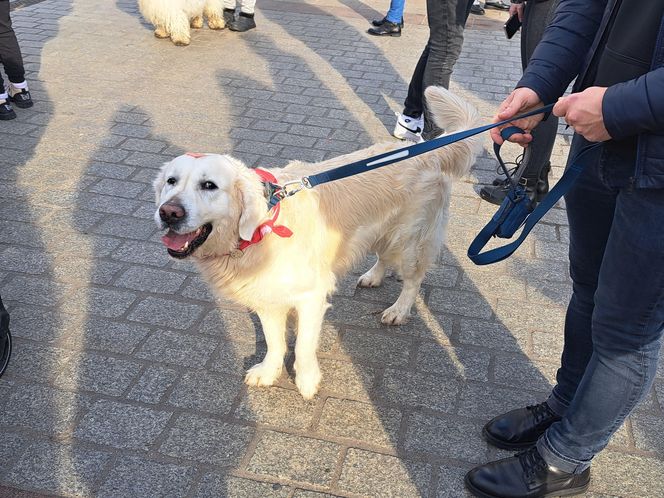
[245,307,289,388]
[294,293,328,399]
[381,246,428,325]
[357,255,386,288]
[190,16,203,29]
[204,0,226,29]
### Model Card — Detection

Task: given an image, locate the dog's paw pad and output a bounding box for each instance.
[381,305,409,325]
[245,362,282,387]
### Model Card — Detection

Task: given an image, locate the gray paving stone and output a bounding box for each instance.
[3,440,112,498]
[93,215,155,240]
[436,465,473,497]
[115,266,187,293]
[0,246,49,274]
[335,329,411,367]
[200,308,262,342]
[337,449,431,498]
[121,137,168,153]
[111,240,171,267]
[75,399,172,450]
[208,339,267,376]
[111,123,151,138]
[416,342,491,382]
[128,296,204,329]
[180,275,216,302]
[428,288,494,319]
[318,398,401,447]
[51,256,126,285]
[247,431,340,486]
[63,319,150,354]
[61,287,137,318]
[126,365,180,404]
[0,383,93,435]
[1,275,68,307]
[404,412,487,464]
[631,413,664,454]
[88,178,146,199]
[459,318,530,353]
[194,474,291,498]
[135,330,217,366]
[590,450,664,497]
[236,386,317,429]
[492,355,555,392]
[378,369,461,413]
[168,370,243,414]
[0,430,28,471]
[54,352,142,396]
[159,413,253,466]
[5,342,71,382]
[455,382,544,419]
[77,192,141,215]
[97,456,196,498]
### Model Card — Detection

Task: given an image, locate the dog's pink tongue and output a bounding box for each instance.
[161,230,197,251]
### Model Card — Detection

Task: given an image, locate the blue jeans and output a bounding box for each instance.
[536,135,664,473]
[386,0,405,23]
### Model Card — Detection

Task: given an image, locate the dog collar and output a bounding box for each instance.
[228,169,293,258]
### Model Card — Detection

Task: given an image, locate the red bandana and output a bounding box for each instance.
[237,168,293,252]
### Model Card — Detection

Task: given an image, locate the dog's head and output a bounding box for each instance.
[153,153,266,259]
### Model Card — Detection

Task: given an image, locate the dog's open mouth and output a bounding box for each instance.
[161,223,212,259]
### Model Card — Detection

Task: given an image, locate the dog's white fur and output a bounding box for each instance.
[154,87,482,398]
[138,0,225,45]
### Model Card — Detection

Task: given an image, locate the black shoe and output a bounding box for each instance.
[0,99,16,120]
[471,4,485,15]
[480,161,551,206]
[367,20,401,37]
[229,12,256,32]
[465,446,590,498]
[9,88,33,109]
[223,8,235,25]
[483,401,561,451]
[371,16,404,28]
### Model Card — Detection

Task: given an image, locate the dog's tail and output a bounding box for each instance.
[423,86,483,178]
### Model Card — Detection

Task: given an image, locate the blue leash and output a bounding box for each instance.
[269,104,555,206]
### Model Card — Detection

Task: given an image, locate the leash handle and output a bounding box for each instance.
[467,139,603,265]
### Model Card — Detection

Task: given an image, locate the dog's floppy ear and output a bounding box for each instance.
[236,171,266,241]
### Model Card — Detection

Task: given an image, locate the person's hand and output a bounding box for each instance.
[509,2,525,22]
[490,87,544,146]
[553,87,611,142]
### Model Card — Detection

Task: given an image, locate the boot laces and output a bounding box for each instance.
[526,402,556,426]
[517,446,548,481]
[494,153,524,187]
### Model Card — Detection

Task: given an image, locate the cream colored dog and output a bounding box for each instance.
[153,87,482,398]
[138,0,225,46]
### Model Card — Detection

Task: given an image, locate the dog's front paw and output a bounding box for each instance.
[245,361,282,387]
[381,304,410,325]
[207,16,226,30]
[154,27,169,38]
[295,368,321,400]
[190,16,203,29]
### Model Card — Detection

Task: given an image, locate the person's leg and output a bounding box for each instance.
[539,170,664,473]
[0,1,26,87]
[386,0,406,24]
[480,0,560,204]
[419,0,473,139]
[402,45,429,119]
[229,0,256,31]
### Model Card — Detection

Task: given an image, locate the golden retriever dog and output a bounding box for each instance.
[138,0,225,46]
[153,87,482,398]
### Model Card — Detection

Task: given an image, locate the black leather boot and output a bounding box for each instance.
[223,8,235,26]
[480,161,551,206]
[367,20,401,37]
[229,12,256,32]
[483,401,561,450]
[465,446,590,498]
[371,16,404,28]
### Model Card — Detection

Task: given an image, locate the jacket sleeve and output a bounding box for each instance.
[516,0,609,104]
[602,68,664,139]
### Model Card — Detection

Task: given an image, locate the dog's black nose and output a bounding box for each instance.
[159,202,186,223]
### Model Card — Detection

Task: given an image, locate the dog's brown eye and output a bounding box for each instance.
[167,177,177,185]
[201,181,218,191]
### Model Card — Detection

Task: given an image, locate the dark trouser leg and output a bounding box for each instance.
[402,0,472,138]
[517,0,559,179]
[538,137,664,472]
[0,1,26,90]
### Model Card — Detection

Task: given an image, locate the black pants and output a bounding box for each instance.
[402,0,473,140]
[0,0,25,91]
[0,293,10,377]
[517,0,560,179]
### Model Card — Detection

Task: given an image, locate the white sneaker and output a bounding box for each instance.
[393,112,424,142]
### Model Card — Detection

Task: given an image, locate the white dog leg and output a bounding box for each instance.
[245,308,288,387]
[293,295,327,399]
[154,25,169,38]
[190,16,203,29]
[381,276,424,325]
[204,0,226,29]
[169,12,192,46]
[357,255,386,288]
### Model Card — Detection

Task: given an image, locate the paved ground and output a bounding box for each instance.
[0,0,663,497]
